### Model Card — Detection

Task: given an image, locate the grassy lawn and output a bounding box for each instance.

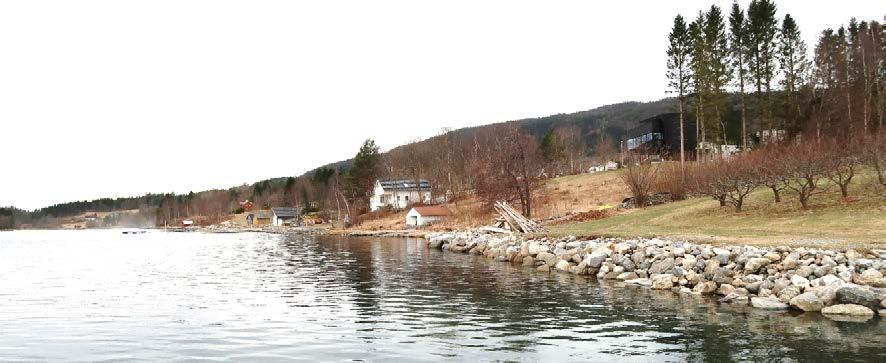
[548,171,886,248]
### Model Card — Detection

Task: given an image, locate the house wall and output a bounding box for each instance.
[371,187,432,211]
[405,210,443,227]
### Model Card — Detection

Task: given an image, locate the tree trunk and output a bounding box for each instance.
[739,65,748,150]
[771,186,781,203]
[677,94,686,178]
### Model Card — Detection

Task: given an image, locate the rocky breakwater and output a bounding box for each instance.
[426,232,886,320]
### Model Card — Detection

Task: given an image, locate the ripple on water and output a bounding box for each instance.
[0,230,884,361]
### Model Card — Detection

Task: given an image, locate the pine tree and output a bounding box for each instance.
[689,11,709,157]
[539,128,564,164]
[729,2,750,149]
[778,14,809,134]
[747,0,778,142]
[667,14,692,169]
[345,139,382,210]
[704,5,732,145]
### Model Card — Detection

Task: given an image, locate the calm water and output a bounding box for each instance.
[0,230,884,362]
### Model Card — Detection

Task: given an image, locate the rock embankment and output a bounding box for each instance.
[426,232,886,319]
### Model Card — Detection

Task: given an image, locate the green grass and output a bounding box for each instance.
[547,171,886,248]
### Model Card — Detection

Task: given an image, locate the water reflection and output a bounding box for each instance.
[0,230,883,362]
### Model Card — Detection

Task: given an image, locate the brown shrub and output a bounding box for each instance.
[620,159,658,208]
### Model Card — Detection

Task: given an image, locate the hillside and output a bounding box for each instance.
[19,97,680,220]
[549,169,886,248]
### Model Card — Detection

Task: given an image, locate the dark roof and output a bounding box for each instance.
[378,179,431,191]
[409,205,451,216]
[271,207,300,218]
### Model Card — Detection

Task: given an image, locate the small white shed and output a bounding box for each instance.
[406,206,451,228]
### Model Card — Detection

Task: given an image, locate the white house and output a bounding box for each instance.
[588,161,619,173]
[370,179,432,211]
[406,206,451,228]
[271,207,300,226]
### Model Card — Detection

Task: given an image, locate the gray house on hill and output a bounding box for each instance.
[622,113,697,159]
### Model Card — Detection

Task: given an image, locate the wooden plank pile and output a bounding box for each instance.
[492,201,544,234]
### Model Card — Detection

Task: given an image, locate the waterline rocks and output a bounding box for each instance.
[425,231,886,317]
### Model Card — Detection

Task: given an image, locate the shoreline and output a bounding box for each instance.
[421,230,886,320]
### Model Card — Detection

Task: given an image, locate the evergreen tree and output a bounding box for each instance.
[689,11,710,155]
[345,139,382,209]
[667,14,692,170]
[539,128,564,163]
[778,14,809,133]
[729,2,750,149]
[747,0,779,141]
[704,5,732,144]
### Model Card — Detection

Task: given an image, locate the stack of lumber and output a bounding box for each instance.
[492,201,544,234]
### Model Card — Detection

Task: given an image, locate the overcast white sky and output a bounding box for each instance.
[1,1,882,210]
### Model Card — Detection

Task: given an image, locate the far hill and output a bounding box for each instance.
[26,97,680,219]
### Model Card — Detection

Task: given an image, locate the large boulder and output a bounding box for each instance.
[555,259,571,272]
[651,274,674,290]
[751,297,789,310]
[789,292,825,312]
[821,304,875,316]
[836,286,883,309]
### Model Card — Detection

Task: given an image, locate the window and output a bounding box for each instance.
[626,132,664,150]
[404,196,409,202]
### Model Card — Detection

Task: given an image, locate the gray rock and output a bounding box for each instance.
[836,286,883,309]
[649,257,675,275]
[625,278,652,287]
[704,259,721,274]
[536,264,550,272]
[751,297,789,310]
[747,281,763,294]
[717,284,735,296]
[428,239,444,249]
[586,252,608,268]
[693,281,718,294]
[789,292,825,312]
[651,274,673,290]
[744,258,771,273]
[777,285,802,303]
[790,275,810,289]
[672,266,687,277]
[536,252,558,266]
[821,304,875,316]
[797,266,815,278]
[617,271,639,281]
[522,256,535,267]
[853,269,886,287]
[555,259,571,271]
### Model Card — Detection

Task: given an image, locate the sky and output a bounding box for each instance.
[1,1,882,210]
